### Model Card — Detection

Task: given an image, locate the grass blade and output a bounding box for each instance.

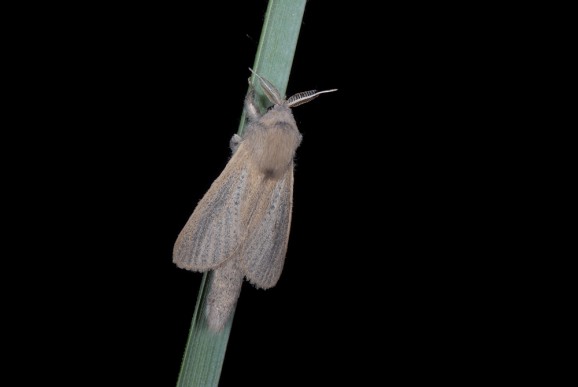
[176,1,307,386]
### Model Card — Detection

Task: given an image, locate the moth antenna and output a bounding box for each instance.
[249,68,284,105]
[286,89,338,108]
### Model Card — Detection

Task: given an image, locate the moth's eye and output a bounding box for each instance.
[266,105,274,111]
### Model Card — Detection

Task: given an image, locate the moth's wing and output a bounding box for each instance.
[241,166,294,289]
[173,144,253,271]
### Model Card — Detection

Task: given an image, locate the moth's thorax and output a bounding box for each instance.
[244,105,302,179]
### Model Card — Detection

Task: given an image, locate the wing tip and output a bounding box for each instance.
[244,273,279,290]
[172,255,212,272]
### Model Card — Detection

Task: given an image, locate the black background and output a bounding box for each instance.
[8,1,531,385]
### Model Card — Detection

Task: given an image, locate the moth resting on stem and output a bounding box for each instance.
[173,70,336,332]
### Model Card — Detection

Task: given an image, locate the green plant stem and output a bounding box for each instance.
[176,1,307,386]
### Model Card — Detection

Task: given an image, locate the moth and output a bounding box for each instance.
[173,69,336,332]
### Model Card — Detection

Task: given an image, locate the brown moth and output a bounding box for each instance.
[173,69,336,332]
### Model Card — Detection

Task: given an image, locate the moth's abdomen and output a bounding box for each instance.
[206,258,243,332]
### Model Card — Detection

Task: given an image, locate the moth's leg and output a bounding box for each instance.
[229,133,242,154]
[244,77,260,122]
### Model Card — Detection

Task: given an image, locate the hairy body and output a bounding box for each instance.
[173,71,336,331]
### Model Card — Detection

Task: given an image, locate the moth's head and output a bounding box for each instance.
[249,68,337,109]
